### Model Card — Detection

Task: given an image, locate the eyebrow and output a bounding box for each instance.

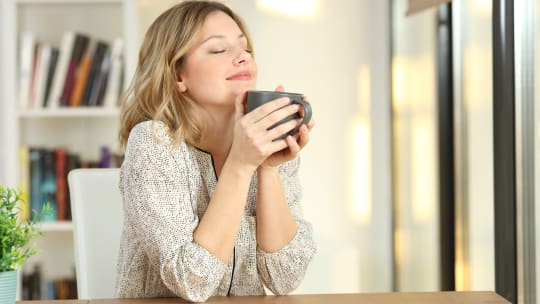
[201,33,246,44]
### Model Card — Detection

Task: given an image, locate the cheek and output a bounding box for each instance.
[252,62,259,79]
[183,63,217,91]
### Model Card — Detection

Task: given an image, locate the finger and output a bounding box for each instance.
[297,124,310,148]
[285,135,301,154]
[244,97,291,124]
[264,118,300,142]
[307,118,316,130]
[267,137,290,153]
[256,104,301,132]
[275,85,285,92]
[235,91,248,121]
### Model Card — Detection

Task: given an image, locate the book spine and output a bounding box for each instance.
[41,150,58,221]
[28,42,41,109]
[47,32,75,109]
[69,41,94,107]
[88,50,111,106]
[55,148,68,221]
[102,38,124,108]
[60,34,90,107]
[29,148,43,221]
[33,44,52,109]
[65,153,81,221]
[82,41,109,106]
[43,48,59,107]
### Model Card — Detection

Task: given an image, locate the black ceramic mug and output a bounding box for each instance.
[246,90,312,140]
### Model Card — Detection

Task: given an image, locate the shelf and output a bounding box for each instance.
[37,221,73,232]
[15,0,123,4]
[19,107,120,118]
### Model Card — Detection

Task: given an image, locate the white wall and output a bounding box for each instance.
[228,0,393,293]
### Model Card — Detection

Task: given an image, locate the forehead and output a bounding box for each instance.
[199,10,243,38]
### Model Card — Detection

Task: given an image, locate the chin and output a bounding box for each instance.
[232,83,256,95]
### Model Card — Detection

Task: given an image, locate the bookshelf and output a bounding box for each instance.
[38,221,73,232]
[20,108,120,118]
[0,0,140,300]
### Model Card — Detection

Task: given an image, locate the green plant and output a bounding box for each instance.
[0,184,49,272]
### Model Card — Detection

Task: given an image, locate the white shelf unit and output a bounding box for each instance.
[19,108,120,118]
[0,0,139,300]
[38,221,73,232]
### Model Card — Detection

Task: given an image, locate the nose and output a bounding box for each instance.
[234,48,251,66]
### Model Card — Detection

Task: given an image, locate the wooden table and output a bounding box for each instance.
[17,291,510,304]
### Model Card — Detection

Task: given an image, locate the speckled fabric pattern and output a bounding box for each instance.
[115,121,316,302]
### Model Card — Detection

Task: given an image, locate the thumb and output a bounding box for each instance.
[275,85,285,92]
[235,91,247,121]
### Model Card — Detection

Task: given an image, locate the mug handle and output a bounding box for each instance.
[290,99,312,134]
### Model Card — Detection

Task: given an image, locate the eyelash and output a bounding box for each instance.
[210,48,252,55]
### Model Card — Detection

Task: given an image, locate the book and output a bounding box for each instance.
[19,32,36,110]
[102,38,124,108]
[32,44,52,109]
[41,150,57,221]
[29,148,43,221]
[60,33,90,106]
[21,264,42,300]
[43,48,59,107]
[55,148,68,221]
[69,41,94,107]
[99,146,111,168]
[28,41,41,109]
[25,145,118,222]
[46,32,75,109]
[89,50,111,106]
[65,153,81,221]
[82,41,109,106]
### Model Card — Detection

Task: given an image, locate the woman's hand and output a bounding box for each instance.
[259,86,315,169]
[226,90,305,172]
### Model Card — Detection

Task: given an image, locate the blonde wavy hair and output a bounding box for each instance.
[118,0,253,151]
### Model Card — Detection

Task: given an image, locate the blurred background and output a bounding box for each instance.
[0,0,538,303]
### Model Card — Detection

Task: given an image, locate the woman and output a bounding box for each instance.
[116,1,316,302]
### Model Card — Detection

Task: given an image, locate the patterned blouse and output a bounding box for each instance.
[115,121,317,302]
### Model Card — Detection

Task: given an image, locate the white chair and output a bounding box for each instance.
[68,168,123,299]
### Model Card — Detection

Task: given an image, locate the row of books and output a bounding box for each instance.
[19,31,124,110]
[18,145,123,222]
[22,264,77,300]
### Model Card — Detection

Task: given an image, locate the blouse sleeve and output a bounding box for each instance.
[121,123,227,302]
[256,157,317,295]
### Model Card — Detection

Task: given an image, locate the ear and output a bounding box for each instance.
[175,69,187,92]
[176,81,187,92]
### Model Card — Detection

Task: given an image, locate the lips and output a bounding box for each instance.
[226,71,252,80]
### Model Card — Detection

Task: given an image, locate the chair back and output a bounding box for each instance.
[68,168,123,299]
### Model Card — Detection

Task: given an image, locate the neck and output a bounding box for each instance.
[196,107,235,169]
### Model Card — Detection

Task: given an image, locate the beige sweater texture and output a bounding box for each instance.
[115,121,316,302]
